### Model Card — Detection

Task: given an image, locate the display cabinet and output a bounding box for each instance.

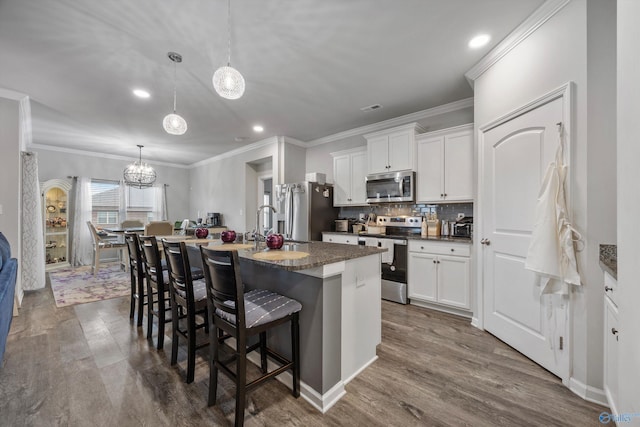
[42,179,72,270]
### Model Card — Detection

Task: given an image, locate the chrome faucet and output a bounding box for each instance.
[255,204,277,248]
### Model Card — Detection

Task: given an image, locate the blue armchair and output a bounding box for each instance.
[0,232,18,367]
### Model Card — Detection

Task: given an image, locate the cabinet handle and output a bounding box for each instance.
[437,260,440,264]
[420,246,424,250]
[450,248,455,252]
[433,260,436,264]
[440,193,444,197]
[604,286,613,292]
[611,328,618,336]
[444,193,447,197]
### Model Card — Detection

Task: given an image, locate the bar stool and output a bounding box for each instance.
[162,240,209,383]
[124,231,145,327]
[200,246,301,427]
[139,235,171,350]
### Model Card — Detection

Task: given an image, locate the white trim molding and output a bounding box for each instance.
[307,98,473,147]
[465,0,571,86]
[569,377,608,407]
[189,136,279,168]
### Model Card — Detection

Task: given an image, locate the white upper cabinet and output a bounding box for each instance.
[364,123,424,174]
[332,147,367,206]
[416,124,474,203]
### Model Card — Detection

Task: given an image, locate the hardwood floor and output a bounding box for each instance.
[1,280,606,426]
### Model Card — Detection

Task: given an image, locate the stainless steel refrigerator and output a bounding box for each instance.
[275,182,339,241]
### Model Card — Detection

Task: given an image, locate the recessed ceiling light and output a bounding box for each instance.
[468,34,491,49]
[133,89,150,98]
[253,125,264,133]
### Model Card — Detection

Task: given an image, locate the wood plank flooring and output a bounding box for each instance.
[1,279,606,426]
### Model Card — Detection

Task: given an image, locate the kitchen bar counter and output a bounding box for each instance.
[599,244,617,279]
[188,239,385,413]
[322,230,473,244]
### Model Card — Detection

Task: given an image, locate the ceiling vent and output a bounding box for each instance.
[360,104,382,112]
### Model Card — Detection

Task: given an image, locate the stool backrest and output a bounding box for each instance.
[124,231,141,269]
[139,235,163,286]
[200,247,246,328]
[162,240,195,306]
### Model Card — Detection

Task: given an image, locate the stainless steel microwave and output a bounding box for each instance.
[365,171,415,203]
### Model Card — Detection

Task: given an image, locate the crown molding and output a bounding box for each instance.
[306,97,474,147]
[30,143,190,169]
[465,0,571,86]
[189,136,279,168]
[0,87,28,101]
[282,136,307,148]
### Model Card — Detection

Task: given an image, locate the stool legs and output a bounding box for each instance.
[208,325,219,406]
[292,312,300,398]
[235,333,247,427]
[259,332,267,374]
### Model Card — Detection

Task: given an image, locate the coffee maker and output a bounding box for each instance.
[207,212,222,226]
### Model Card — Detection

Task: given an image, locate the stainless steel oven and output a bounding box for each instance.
[365,171,415,203]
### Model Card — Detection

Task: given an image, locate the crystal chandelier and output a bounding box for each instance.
[213,0,245,100]
[163,52,188,135]
[123,145,156,188]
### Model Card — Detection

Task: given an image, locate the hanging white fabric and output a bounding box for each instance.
[524,124,581,295]
[20,152,45,290]
[71,177,93,266]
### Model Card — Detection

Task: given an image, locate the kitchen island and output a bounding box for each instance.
[189,240,386,413]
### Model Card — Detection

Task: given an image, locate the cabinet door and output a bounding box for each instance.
[333,154,351,206]
[416,136,443,202]
[437,255,470,309]
[388,130,413,172]
[350,150,367,205]
[367,136,390,174]
[603,296,619,412]
[444,131,474,201]
[408,252,438,302]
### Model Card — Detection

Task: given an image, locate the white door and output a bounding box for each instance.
[481,96,569,379]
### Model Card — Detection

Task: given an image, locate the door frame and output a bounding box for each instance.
[474,81,574,337]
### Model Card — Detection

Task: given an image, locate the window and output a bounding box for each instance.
[91,180,161,226]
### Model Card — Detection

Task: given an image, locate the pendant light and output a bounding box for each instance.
[163,52,188,135]
[123,145,156,188]
[213,0,245,100]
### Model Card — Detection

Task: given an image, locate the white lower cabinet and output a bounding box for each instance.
[322,234,358,245]
[603,271,619,415]
[408,240,471,311]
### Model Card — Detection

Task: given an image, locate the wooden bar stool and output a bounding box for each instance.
[123,231,146,327]
[162,239,209,384]
[200,246,301,427]
[139,235,171,350]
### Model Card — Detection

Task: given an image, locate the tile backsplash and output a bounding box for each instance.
[339,202,473,222]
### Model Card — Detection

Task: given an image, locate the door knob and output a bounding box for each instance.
[604,286,613,292]
[481,239,491,246]
[612,328,618,336]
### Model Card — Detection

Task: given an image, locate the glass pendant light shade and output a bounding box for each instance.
[123,145,156,188]
[163,113,187,135]
[213,65,245,100]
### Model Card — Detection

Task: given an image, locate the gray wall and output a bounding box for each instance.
[473,0,616,396]
[33,147,191,223]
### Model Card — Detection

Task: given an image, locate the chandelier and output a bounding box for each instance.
[213,0,245,100]
[123,145,156,188]
[163,52,188,135]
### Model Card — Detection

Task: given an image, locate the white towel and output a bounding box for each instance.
[378,239,394,265]
[525,128,581,295]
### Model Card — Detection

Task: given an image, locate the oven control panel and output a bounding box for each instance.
[376,216,422,227]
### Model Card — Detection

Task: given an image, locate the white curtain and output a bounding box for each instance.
[153,184,167,221]
[20,152,45,290]
[71,177,92,266]
[118,180,127,224]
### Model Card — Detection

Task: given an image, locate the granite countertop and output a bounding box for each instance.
[199,240,386,272]
[599,244,617,279]
[322,231,473,244]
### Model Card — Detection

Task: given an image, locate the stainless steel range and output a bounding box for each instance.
[358,215,422,304]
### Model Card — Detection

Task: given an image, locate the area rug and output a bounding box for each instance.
[49,262,130,308]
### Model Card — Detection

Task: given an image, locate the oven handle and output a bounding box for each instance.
[377,239,407,246]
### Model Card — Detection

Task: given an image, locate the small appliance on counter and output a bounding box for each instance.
[207,212,222,226]
[335,219,350,232]
[452,217,473,238]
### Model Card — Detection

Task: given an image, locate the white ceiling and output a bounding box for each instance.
[0,0,544,165]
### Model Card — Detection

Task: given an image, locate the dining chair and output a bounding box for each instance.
[86,221,127,277]
[120,219,144,229]
[200,246,301,426]
[139,235,172,350]
[162,239,209,383]
[144,221,174,236]
[124,232,146,327]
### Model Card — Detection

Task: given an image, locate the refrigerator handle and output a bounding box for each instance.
[285,186,294,238]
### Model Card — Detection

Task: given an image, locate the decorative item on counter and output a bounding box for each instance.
[266,233,284,249]
[421,217,428,237]
[221,230,236,243]
[195,227,209,239]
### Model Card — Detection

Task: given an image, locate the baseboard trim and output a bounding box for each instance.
[343,355,378,385]
[409,299,472,319]
[569,377,608,407]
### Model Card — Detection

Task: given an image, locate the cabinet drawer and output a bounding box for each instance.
[408,240,470,257]
[323,234,358,245]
